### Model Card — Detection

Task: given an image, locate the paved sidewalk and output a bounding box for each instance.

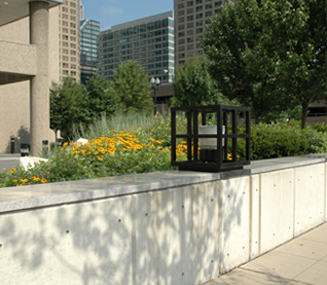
[205,222,327,285]
[0,154,20,173]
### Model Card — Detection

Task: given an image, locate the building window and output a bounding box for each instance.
[187,30,194,35]
[178,10,185,16]
[196,13,203,19]
[187,1,194,7]
[187,15,194,21]
[178,24,185,30]
[196,0,203,3]
[196,6,203,12]
[178,3,184,9]
[178,32,185,37]
[196,28,203,33]
[205,11,213,17]
[178,17,185,23]
[205,4,212,9]
[187,22,194,29]
[187,8,193,14]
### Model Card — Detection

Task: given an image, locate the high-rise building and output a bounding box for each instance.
[98,11,175,84]
[58,0,81,81]
[174,0,230,67]
[80,19,100,85]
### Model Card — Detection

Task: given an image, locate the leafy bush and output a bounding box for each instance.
[250,121,327,160]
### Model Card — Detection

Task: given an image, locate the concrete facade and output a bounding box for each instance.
[1,155,327,284]
[98,11,175,84]
[0,0,61,154]
[58,0,81,82]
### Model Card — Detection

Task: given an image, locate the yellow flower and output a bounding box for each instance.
[28,182,32,185]
[11,168,16,174]
[33,176,40,181]
[17,184,24,187]
[20,178,28,183]
[41,178,47,183]
[12,179,18,183]
[97,156,103,161]
[63,142,68,147]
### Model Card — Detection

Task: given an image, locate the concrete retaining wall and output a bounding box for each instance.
[0,155,326,284]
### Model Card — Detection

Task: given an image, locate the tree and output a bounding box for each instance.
[202,0,326,127]
[86,74,117,118]
[50,77,91,140]
[109,60,153,114]
[170,56,234,107]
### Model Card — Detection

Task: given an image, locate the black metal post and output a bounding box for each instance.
[10,137,15,154]
[42,140,49,157]
[153,85,158,115]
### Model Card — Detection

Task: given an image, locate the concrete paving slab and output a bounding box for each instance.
[205,268,291,285]
[294,260,327,285]
[275,237,327,260]
[300,228,327,244]
[319,223,327,231]
[241,251,317,280]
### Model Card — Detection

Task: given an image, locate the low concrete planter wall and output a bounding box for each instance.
[0,154,326,284]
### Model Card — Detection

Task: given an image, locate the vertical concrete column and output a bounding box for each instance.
[29,1,49,156]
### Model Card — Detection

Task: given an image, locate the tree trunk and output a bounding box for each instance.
[301,103,309,129]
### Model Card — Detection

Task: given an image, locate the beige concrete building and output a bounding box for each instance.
[0,0,62,155]
[58,0,80,81]
[174,0,230,67]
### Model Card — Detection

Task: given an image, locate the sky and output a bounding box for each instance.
[81,0,174,31]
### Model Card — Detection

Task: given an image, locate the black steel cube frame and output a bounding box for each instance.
[171,105,251,172]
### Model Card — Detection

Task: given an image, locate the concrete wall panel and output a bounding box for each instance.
[260,169,294,254]
[0,195,134,284]
[0,181,219,285]
[0,41,37,76]
[294,164,325,236]
[250,174,260,260]
[219,176,250,274]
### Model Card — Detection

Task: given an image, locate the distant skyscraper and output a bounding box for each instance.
[80,19,100,85]
[174,0,231,67]
[98,11,175,83]
[58,0,81,82]
[79,0,84,21]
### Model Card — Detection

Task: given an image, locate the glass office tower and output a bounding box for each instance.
[98,11,174,83]
[80,19,100,85]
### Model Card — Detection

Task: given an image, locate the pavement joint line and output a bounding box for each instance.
[291,259,320,283]
[274,248,326,262]
[239,267,314,285]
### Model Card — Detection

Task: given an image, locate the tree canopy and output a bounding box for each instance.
[86,74,117,118]
[202,0,326,127]
[50,77,91,139]
[171,56,235,107]
[110,60,153,114]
